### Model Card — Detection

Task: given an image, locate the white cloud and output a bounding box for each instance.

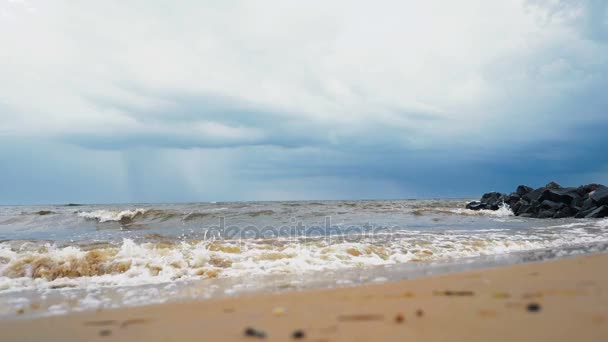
[1,0,605,151]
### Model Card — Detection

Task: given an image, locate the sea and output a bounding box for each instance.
[1,199,607,318]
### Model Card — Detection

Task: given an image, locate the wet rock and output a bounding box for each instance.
[523,188,545,203]
[481,192,505,206]
[539,200,565,211]
[590,186,608,207]
[545,181,562,189]
[576,184,601,196]
[585,205,608,219]
[506,193,521,207]
[553,206,576,219]
[575,207,598,219]
[510,200,523,214]
[467,182,608,219]
[516,185,534,197]
[466,201,486,211]
[538,188,580,206]
[537,210,556,219]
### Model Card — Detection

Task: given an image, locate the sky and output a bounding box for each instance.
[0,0,607,204]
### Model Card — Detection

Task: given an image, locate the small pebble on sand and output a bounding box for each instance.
[395,313,405,323]
[527,303,541,313]
[99,329,112,337]
[244,327,267,338]
[416,309,424,317]
[292,330,305,339]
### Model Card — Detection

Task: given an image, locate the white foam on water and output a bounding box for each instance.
[596,218,608,228]
[1,218,608,294]
[77,209,147,222]
[463,202,515,217]
[422,202,515,218]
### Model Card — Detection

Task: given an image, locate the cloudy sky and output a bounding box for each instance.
[1,0,607,204]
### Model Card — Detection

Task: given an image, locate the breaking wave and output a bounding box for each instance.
[412,202,514,217]
[1,217,607,292]
[78,209,148,223]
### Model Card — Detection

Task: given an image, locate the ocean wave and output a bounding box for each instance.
[78,209,148,223]
[1,221,607,293]
[597,218,608,228]
[412,202,514,218]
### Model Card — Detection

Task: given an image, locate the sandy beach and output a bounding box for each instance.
[1,253,606,342]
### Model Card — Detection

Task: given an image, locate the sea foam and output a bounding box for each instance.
[78,209,147,223]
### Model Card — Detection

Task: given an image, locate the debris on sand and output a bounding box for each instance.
[244,327,267,338]
[526,303,541,313]
[337,314,384,322]
[493,292,511,299]
[292,330,305,339]
[272,307,286,316]
[433,290,474,297]
[395,313,405,323]
[99,329,112,337]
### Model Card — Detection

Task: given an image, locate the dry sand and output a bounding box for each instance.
[2,253,607,341]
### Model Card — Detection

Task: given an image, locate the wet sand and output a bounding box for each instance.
[2,253,607,341]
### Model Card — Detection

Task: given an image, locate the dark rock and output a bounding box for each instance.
[537,209,557,219]
[590,186,608,206]
[575,207,598,219]
[576,184,601,197]
[516,185,534,197]
[538,187,580,206]
[553,206,576,218]
[506,193,521,207]
[466,201,486,210]
[469,182,608,219]
[537,200,566,218]
[571,196,585,210]
[523,188,546,203]
[481,192,501,201]
[517,200,540,216]
[480,192,505,206]
[581,198,596,212]
[539,200,565,210]
[511,200,524,214]
[585,205,608,219]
